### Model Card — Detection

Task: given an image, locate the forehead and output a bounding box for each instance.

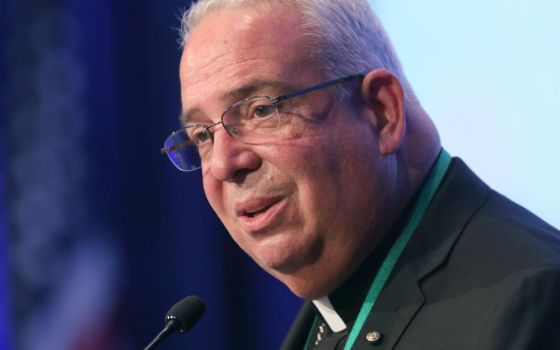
[179,4,317,107]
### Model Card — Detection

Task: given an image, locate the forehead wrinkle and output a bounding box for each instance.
[222,79,295,101]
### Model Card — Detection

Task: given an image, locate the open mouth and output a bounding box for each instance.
[237,197,287,234]
[245,204,273,218]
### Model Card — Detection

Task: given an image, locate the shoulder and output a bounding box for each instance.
[430,156,560,269]
[459,188,560,270]
[472,264,560,349]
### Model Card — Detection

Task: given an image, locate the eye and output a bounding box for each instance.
[248,100,276,119]
[187,125,213,145]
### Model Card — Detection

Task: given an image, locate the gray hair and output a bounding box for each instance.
[179,0,414,100]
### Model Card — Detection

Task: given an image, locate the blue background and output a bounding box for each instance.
[1,1,558,349]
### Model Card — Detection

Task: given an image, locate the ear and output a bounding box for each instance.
[360,69,406,155]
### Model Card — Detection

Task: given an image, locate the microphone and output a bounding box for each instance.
[144,295,206,350]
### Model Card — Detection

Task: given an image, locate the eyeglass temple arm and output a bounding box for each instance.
[272,73,365,103]
[160,73,366,154]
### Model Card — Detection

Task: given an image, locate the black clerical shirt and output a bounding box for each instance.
[307,218,405,349]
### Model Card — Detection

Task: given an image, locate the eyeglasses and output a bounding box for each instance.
[161,73,364,172]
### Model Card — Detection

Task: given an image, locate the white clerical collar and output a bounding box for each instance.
[312,297,348,333]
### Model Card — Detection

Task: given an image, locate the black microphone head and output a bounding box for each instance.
[165,295,205,334]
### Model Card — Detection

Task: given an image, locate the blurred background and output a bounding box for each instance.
[0,0,558,349]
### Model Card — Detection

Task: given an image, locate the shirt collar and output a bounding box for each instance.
[312,297,347,332]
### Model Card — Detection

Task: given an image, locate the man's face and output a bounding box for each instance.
[180,5,395,298]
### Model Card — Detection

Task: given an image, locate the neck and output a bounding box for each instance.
[399,106,441,207]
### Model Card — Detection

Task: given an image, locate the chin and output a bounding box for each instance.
[256,249,305,275]
[263,258,340,300]
[250,229,322,272]
[276,272,336,300]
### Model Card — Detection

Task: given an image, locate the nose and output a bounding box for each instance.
[206,126,261,182]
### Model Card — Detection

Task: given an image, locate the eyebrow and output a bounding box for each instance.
[179,79,295,126]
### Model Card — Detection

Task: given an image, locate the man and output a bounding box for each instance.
[161,0,560,348]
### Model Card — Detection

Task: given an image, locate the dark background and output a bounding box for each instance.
[0,0,302,349]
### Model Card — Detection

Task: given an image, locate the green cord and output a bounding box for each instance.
[343,149,451,349]
[304,316,319,349]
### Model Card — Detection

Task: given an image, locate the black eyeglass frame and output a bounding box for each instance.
[161,72,365,171]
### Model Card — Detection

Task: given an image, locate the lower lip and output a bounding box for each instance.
[238,198,288,234]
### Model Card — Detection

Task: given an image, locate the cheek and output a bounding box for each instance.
[202,175,227,218]
[295,127,382,226]
[202,177,248,248]
[279,142,344,226]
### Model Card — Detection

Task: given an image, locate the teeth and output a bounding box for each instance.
[246,206,268,218]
